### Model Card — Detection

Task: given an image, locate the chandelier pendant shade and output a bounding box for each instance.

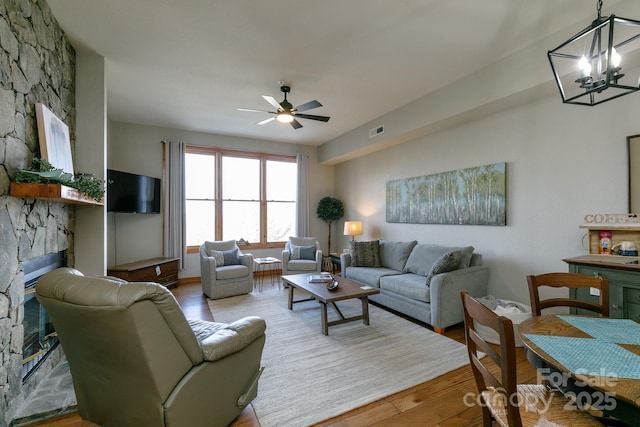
[548,0,640,106]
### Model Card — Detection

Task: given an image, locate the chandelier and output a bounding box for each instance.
[548,0,640,106]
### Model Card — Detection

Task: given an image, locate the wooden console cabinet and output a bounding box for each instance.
[564,255,640,321]
[107,257,179,288]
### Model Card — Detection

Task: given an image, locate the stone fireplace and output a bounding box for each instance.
[21,251,65,382]
[0,1,77,425]
[0,198,75,426]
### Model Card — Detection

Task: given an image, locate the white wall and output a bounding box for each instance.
[107,88,640,300]
[108,122,334,277]
[333,92,639,304]
[74,50,107,275]
[107,122,165,266]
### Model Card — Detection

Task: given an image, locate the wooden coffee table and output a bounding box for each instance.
[281,273,380,335]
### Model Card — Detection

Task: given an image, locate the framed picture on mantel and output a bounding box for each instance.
[35,103,74,175]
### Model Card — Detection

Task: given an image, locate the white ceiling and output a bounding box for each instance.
[46,0,627,146]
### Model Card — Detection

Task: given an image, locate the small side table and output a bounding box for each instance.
[254,257,282,292]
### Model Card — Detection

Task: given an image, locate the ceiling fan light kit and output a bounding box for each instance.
[548,0,640,106]
[276,112,294,123]
[238,84,330,129]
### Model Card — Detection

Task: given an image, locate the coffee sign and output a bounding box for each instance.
[584,213,639,224]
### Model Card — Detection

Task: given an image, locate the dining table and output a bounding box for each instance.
[519,314,640,426]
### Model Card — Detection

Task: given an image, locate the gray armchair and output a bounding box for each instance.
[281,236,323,276]
[200,240,254,299]
[36,267,266,427]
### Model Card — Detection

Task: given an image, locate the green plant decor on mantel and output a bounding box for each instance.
[316,196,344,254]
[15,158,107,201]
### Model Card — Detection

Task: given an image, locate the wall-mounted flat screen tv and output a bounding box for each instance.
[107,169,161,214]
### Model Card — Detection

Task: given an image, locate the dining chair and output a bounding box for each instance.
[460,291,603,427]
[527,272,609,317]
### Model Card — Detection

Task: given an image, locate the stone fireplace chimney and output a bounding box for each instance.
[0,1,77,425]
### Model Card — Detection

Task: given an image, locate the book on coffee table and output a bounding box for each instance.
[255,257,280,262]
[308,273,333,283]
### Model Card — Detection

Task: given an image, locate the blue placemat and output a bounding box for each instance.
[558,315,640,345]
[523,334,640,380]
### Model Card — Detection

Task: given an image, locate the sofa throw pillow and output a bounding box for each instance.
[223,248,239,265]
[350,240,381,267]
[452,246,475,269]
[404,244,475,275]
[207,248,239,266]
[207,249,224,266]
[290,244,316,260]
[425,250,462,286]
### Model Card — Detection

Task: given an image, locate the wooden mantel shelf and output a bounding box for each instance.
[10,182,103,206]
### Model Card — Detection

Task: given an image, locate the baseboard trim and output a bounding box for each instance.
[178,269,282,286]
[178,276,201,285]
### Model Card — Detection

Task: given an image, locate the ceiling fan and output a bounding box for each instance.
[238,84,330,129]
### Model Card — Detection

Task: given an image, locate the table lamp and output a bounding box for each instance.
[344,221,363,242]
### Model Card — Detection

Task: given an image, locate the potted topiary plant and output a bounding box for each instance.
[316,196,344,254]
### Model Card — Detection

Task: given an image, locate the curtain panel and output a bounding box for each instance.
[296,153,309,237]
[163,140,186,269]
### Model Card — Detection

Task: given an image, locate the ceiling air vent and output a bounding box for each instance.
[369,125,384,138]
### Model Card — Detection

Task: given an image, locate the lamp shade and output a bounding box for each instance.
[548,5,640,106]
[344,221,363,239]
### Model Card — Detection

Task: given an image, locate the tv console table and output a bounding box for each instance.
[107,257,179,288]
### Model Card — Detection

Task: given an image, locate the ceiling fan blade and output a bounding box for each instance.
[238,108,275,113]
[290,119,303,129]
[262,95,283,112]
[257,117,276,125]
[294,100,322,112]
[294,113,330,122]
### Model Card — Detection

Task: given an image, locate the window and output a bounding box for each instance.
[185,151,216,247]
[266,159,297,242]
[185,147,296,248]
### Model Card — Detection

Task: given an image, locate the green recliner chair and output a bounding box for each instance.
[36,267,266,427]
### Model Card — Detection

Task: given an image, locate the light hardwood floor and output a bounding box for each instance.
[27,281,538,427]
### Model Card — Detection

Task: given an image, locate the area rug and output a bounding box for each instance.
[209,288,470,427]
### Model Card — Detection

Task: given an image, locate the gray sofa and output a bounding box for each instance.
[340,240,489,333]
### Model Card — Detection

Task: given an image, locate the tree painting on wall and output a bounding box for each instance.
[386,162,506,225]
